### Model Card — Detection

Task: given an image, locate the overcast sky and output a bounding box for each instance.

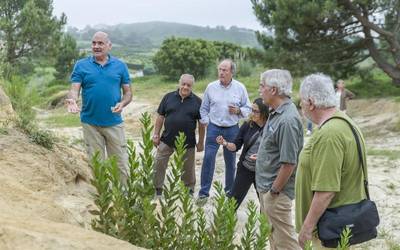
[53,0,264,30]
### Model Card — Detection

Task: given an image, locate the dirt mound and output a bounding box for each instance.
[0,129,140,249]
[349,99,400,135]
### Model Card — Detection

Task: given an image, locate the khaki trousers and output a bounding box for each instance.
[260,191,300,250]
[153,141,196,191]
[82,122,129,184]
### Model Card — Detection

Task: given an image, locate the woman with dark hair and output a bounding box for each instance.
[216,98,269,209]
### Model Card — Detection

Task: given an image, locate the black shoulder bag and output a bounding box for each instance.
[317,117,380,248]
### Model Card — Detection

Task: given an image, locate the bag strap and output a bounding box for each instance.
[243,126,263,154]
[321,116,370,200]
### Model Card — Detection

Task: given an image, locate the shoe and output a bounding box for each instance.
[189,189,194,197]
[155,188,163,199]
[306,130,312,136]
[195,195,208,206]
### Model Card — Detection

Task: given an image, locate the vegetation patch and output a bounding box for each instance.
[367,148,400,161]
[1,77,56,149]
[347,69,400,98]
[44,113,80,127]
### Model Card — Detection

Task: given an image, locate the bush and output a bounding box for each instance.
[347,69,400,98]
[236,59,253,78]
[153,37,264,80]
[153,37,218,80]
[90,112,271,249]
[1,76,56,149]
[90,113,356,249]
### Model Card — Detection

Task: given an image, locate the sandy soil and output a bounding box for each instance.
[28,97,400,249]
[0,87,142,249]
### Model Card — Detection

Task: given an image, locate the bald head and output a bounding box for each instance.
[91,31,112,62]
[92,31,111,44]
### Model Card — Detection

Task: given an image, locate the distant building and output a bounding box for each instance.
[126,63,144,78]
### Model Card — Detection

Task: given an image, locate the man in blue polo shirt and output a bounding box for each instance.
[66,31,132,184]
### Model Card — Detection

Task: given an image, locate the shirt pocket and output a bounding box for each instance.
[230,94,242,107]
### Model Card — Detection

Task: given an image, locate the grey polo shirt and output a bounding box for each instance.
[255,99,304,199]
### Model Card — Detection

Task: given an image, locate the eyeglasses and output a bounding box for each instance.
[252,109,261,114]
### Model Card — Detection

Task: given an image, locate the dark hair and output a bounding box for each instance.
[250,98,269,126]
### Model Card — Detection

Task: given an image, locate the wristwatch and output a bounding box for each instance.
[270,186,280,195]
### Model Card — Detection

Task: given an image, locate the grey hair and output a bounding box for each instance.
[300,73,337,108]
[179,74,195,84]
[219,59,236,75]
[260,69,293,97]
[93,31,111,44]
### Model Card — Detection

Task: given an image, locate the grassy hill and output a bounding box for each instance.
[68,21,261,49]
[67,21,263,70]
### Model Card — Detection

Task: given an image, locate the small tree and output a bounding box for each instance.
[251,0,400,84]
[153,37,218,80]
[54,34,80,81]
[0,0,66,78]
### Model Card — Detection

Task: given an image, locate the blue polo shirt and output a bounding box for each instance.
[70,55,131,126]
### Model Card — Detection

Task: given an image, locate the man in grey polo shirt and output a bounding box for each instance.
[256,69,303,250]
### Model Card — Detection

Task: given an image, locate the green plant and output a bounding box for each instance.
[367,148,400,161]
[28,129,56,150]
[0,127,8,135]
[239,201,271,250]
[209,182,237,250]
[90,112,272,249]
[387,183,396,191]
[153,37,218,80]
[44,113,80,127]
[236,59,253,77]
[336,226,352,250]
[303,240,313,250]
[1,77,56,149]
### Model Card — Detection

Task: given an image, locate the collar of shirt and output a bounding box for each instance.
[90,54,114,66]
[174,89,193,100]
[270,98,292,116]
[219,79,233,89]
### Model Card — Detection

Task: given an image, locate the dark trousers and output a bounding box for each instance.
[229,164,257,210]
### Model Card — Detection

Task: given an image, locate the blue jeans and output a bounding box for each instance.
[199,123,239,197]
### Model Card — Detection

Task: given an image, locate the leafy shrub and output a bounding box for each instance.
[28,129,55,150]
[347,69,400,98]
[90,112,271,249]
[236,59,253,77]
[153,37,218,80]
[153,37,263,80]
[90,113,356,249]
[1,76,56,149]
